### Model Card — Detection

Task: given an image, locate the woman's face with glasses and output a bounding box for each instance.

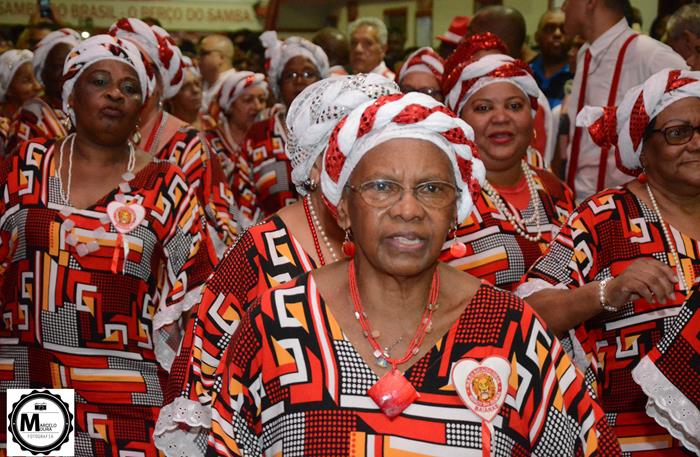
[642,96,700,193]
[338,138,457,278]
[399,71,443,102]
[279,56,321,107]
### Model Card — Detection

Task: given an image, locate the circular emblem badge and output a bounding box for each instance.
[465,366,502,413]
[115,206,135,229]
[7,390,74,455]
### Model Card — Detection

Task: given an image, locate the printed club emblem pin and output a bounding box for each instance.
[107,201,145,234]
[451,356,510,422]
[6,389,75,456]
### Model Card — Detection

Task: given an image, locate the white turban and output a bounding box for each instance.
[444,53,540,117]
[0,49,33,102]
[577,68,700,176]
[286,74,400,195]
[62,34,149,124]
[397,47,445,85]
[321,92,485,222]
[259,30,329,99]
[32,28,82,85]
[109,18,184,99]
[209,70,267,122]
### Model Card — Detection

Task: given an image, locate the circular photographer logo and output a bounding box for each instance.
[7,390,74,455]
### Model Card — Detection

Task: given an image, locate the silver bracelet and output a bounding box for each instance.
[598,278,617,312]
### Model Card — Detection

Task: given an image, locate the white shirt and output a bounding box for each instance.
[566,18,687,201]
[201,68,237,113]
[370,61,395,81]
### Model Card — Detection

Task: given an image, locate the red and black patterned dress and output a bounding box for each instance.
[233,112,298,228]
[519,185,700,455]
[155,127,239,258]
[202,127,241,187]
[155,215,317,454]
[6,97,70,155]
[206,272,620,456]
[632,284,700,454]
[0,139,213,456]
[441,165,574,291]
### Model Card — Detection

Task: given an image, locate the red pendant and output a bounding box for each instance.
[368,369,420,418]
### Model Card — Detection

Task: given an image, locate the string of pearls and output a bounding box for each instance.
[645,183,689,292]
[306,194,338,262]
[482,161,544,242]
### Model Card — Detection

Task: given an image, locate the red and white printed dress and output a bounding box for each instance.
[520,185,700,455]
[0,138,214,456]
[6,97,70,155]
[206,272,620,456]
[441,165,574,291]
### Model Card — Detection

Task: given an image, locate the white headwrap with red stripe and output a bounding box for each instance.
[444,53,539,117]
[62,34,149,124]
[209,70,267,122]
[286,74,400,195]
[260,30,329,99]
[577,68,700,176]
[397,47,444,85]
[0,49,33,102]
[181,55,200,81]
[109,18,184,100]
[32,28,82,85]
[322,92,485,221]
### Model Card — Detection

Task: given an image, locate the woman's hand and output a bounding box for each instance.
[605,258,678,308]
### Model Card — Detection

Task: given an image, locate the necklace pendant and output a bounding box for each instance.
[368,368,420,418]
[375,356,389,368]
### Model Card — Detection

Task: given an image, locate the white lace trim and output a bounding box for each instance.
[153,286,203,371]
[514,278,566,299]
[154,397,212,457]
[632,356,700,454]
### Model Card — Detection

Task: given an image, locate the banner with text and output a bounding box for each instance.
[0,0,261,32]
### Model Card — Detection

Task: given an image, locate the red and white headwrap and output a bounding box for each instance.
[62,34,149,124]
[577,68,700,176]
[209,70,267,122]
[181,55,200,81]
[321,92,485,222]
[109,18,184,100]
[442,32,508,94]
[32,28,81,85]
[444,53,539,118]
[259,30,329,99]
[396,47,445,85]
[0,49,33,102]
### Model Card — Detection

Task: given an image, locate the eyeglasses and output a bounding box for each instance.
[650,124,700,145]
[399,85,444,102]
[280,70,320,83]
[347,179,459,209]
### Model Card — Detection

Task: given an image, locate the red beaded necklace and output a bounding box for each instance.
[348,258,440,418]
[302,195,326,266]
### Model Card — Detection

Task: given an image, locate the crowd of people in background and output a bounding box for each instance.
[0,0,699,456]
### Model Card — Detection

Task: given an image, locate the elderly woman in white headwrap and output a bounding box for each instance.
[110,17,238,257]
[6,28,81,155]
[0,49,42,154]
[439,53,574,292]
[0,34,214,454]
[153,74,397,457]
[518,68,700,455]
[203,70,267,185]
[396,46,445,102]
[233,30,329,228]
[165,56,205,130]
[206,91,619,456]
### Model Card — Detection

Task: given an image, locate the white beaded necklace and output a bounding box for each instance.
[482,161,544,242]
[645,183,690,292]
[306,194,338,263]
[56,133,137,257]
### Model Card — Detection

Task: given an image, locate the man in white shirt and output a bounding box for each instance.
[198,34,235,112]
[348,17,395,80]
[666,4,700,71]
[563,0,687,201]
